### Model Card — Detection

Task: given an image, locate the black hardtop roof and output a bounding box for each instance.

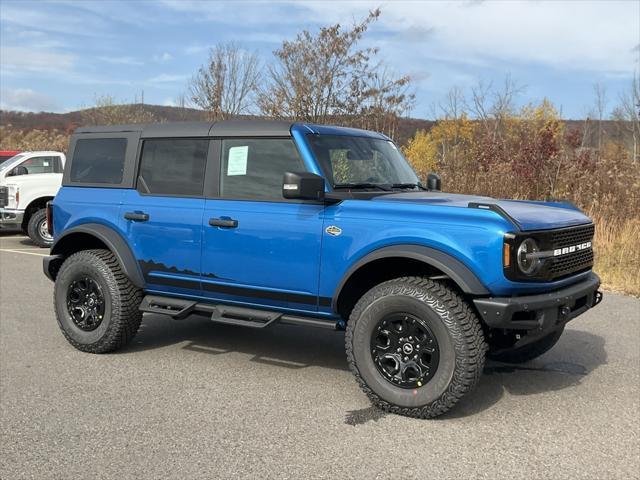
[74,119,294,138]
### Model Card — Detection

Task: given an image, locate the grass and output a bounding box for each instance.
[591,213,640,297]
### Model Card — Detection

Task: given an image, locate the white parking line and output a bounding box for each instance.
[0,249,48,257]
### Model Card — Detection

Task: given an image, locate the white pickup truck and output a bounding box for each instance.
[0,151,66,247]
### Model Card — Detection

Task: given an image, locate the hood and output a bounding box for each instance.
[373,191,591,231]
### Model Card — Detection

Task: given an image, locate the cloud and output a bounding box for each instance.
[1,46,75,74]
[0,88,61,112]
[147,73,190,84]
[185,44,209,55]
[294,0,639,76]
[97,56,144,66]
[153,52,173,62]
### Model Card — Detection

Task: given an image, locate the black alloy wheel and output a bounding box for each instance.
[66,276,106,331]
[370,313,440,388]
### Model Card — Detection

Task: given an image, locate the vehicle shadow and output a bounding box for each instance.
[124,313,350,372]
[440,328,607,419]
[124,315,607,418]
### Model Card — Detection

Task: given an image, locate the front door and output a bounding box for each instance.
[201,138,324,312]
[120,138,210,296]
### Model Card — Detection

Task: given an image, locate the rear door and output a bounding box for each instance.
[201,138,325,312]
[119,138,211,296]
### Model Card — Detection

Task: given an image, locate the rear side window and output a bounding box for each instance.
[71,138,127,184]
[137,139,208,196]
[220,138,304,200]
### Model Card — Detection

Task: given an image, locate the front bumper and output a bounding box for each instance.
[474,273,602,333]
[0,208,24,228]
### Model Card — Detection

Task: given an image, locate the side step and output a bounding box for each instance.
[139,295,340,330]
[139,296,196,320]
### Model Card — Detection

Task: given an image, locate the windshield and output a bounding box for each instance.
[306,135,420,189]
[0,154,25,172]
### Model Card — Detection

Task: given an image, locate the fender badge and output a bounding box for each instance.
[325,225,342,236]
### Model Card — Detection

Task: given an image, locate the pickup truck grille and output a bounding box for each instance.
[0,186,7,208]
[547,224,595,280]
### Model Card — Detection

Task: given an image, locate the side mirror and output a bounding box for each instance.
[427,173,441,191]
[8,165,28,177]
[283,172,325,201]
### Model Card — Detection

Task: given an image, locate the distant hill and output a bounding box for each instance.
[0,104,624,148]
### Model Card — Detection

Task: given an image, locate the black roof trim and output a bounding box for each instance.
[210,119,293,137]
[74,119,294,138]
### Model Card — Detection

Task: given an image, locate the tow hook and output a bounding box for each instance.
[559,306,571,320]
[594,290,604,306]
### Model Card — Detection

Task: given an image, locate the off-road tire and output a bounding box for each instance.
[488,327,564,363]
[346,277,487,419]
[54,249,143,353]
[27,208,53,248]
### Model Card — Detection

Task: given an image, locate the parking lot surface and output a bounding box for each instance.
[1,232,639,479]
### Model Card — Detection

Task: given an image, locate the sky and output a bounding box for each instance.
[1,0,638,119]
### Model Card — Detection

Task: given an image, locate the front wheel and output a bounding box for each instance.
[54,249,143,353]
[27,208,53,248]
[346,277,486,419]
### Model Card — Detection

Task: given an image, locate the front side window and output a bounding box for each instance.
[70,138,127,184]
[138,139,209,196]
[306,135,419,188]
[18,156,62,174]
[220,138,305,200]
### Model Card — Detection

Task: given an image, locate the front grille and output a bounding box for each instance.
[551,224,595,248]
[0,186,7,208]
[547,224,595,280]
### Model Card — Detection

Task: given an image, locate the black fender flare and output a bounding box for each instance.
[332,244,489,312]
[49,223,145,288]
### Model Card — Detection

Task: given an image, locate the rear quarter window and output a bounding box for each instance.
[70,138,127,184]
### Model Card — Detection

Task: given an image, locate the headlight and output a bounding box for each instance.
[517,238,541,275]
[7,184,19,207]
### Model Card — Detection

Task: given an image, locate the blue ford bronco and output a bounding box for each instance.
[43,120,602,418]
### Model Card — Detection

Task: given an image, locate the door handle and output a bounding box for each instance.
[124,211,149,222]
[209,217,238,228]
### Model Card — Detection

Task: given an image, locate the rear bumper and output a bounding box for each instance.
[474,273,602,332]
[0,208,24,228]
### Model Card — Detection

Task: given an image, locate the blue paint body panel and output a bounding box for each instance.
[51,123,597,319]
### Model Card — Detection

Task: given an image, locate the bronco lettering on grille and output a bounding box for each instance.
[553,241,592,257]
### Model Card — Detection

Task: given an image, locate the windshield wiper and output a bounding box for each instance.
[333,183,392,192]
[391,182,428,191]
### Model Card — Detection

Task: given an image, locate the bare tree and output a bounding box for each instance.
[189,43,261,120]
[593,83,608,151]
[612,74,640,162]
[259,10,381,123]
[258,9,413,137]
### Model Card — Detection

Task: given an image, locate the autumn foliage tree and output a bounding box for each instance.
[258,9,414,137]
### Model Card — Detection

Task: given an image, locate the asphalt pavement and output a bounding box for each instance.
[1,232,639,479]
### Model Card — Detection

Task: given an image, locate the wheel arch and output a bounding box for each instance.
[333,245,489,320]
[21,196,55,230]
[48,223,144,288]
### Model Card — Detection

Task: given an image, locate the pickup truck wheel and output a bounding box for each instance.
[487,327,564,363]
[346,277,486,419]
[27,208,53,248]
[54,249,143,353]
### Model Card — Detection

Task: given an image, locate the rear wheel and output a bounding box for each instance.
[488,327,564,363]
[27,208,53,248]
[54,249,143,353]
[346,277,486,419]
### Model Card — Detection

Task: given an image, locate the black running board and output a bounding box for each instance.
[139,295,339,330]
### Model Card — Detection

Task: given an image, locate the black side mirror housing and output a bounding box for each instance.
[283,172,326,201]
[8,165,28,177]
[427,173,441,191]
